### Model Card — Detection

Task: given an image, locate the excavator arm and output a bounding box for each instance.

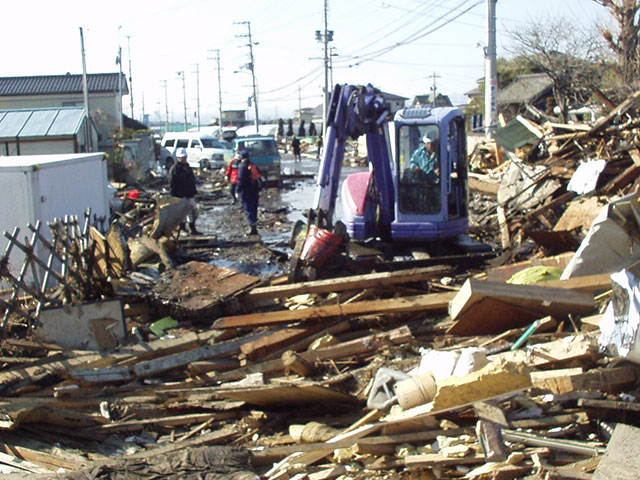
[289,84,392,281]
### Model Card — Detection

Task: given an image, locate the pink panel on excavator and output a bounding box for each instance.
[343,171,372,216]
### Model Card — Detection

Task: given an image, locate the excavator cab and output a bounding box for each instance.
[390,107,468,240]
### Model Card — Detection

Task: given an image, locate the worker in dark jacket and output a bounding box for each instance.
[236,149,262,236]
[168,147,200,234]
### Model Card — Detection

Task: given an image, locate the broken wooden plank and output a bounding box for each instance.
[251,427,475,466]
[578,398,640,412]
[589,88,640,136]
[243,266,451,302]
[69,331,265,384]
[492,333,598,369]
[533,366,637,395]
[214,326,413,382]
[92,411,239,432]
[214,292,455,329]
[216,383,359,406]
[447,279,595,336]
[497,205,511,250]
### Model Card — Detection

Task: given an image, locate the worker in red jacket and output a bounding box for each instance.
[225,149,240,204]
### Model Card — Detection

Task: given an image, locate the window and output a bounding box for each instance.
[190,140,202,148]
[176,139,188,148]
[397,124,441,215]
[201,138,224,148]
[164,139,175,147]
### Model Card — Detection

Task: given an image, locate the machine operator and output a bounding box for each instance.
[410,133,440,183]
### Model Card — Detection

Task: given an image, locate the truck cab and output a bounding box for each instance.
[231,135,281,183]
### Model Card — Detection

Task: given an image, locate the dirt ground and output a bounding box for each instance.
[176,158,307,279]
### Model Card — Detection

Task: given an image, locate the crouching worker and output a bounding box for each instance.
[168,147,200,234]
[237,149,263,236]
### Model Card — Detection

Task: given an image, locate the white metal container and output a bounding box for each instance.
[0,152,109,280]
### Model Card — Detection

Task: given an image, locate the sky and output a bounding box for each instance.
[1,0,611,125]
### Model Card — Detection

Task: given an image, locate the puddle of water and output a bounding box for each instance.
[210,257,282,277]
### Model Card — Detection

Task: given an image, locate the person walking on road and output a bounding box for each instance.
[237,149,263,236]
[168,147,201,234]
[225,149,240,204]
[291,136,301,162]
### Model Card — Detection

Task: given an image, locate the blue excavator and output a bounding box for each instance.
[289,84,472,281]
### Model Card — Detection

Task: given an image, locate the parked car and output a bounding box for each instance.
[160,132,231,170]
[230,135,281,184]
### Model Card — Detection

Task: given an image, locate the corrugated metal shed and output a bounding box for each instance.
[0,73,129,97]
[0,107,86,139]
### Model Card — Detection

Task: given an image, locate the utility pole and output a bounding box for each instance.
[209,49,224,139]
[117,26,123,131]
[178,71,188,131]
[298,85,302,123]
[126,35,134,119]
[485,0,498,138]
[193,63,201,130]
[162,80,169,133]
[315,0,333,136]
[79,27,92,152]
[236,21,259,133]
[429,72,440,104]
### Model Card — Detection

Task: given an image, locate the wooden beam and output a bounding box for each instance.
[243,266,450,302]
[214,292,455,329]
[589,88,640,136]
[447,279,595,336]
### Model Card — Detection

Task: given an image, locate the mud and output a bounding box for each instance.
[178,153,325,279]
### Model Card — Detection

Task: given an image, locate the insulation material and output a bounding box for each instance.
[418,347,489,383]
[599,268,640,364]
[562,193,640,279]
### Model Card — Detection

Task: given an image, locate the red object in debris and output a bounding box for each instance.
[126,190,139,200]
[300,224,342,267]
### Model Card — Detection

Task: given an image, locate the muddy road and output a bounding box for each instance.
[184,153,364,279]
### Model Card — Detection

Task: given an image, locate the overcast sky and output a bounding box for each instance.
[2,0,609,125]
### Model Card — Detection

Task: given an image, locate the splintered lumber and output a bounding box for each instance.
[446,279,595,336]
[492,333,598,369]
[216,383,359,406]
[593,423,640,480]
[532,366,637,395]
[214,292,455,329]
[578,398,640,412]
[251,427,474,465]
[0,398,104,430]
[589,88,640,136]
[214,326,413,382]
[371,452,485,469]
[92,411,239,432]
[243,266,450,302]
[0,328,227,394]
[69,331,265,384]
[240,320,343,360]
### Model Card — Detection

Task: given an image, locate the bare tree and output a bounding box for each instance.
[507,17,607,122]
[594,0,640,91]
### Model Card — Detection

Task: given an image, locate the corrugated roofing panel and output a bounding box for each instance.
[19,109,59,136]
[0,73,128,96]
[48,108,85,136]
[0,110,31,137]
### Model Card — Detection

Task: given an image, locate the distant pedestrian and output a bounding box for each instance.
[237,149,263,236]
[291,136,301,162]
[168,147,200,234]
[225,149,240,204]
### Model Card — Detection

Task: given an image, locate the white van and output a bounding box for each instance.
[160,132,231,170]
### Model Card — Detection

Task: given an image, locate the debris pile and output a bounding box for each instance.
[3,90,640,479]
